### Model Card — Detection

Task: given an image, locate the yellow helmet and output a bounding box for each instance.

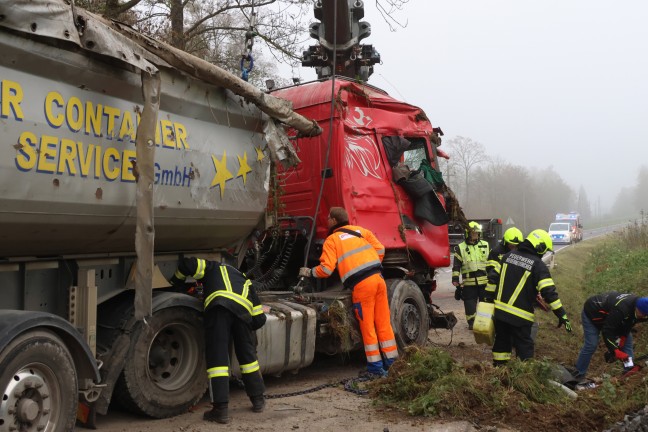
[503,227,523,245]
[465,221,483,239]
[526,229,553,255]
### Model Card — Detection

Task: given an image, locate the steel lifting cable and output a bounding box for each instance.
[295,0,339,293]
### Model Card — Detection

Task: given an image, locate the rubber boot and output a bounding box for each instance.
[250,395,265,413]
[203,403,229,424]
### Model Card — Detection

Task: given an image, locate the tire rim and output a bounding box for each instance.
[0,364,60,432]
[400,301,422,344]
[146,321,201,392]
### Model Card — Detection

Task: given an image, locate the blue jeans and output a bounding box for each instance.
[574,309,633,377]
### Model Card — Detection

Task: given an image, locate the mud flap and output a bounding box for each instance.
[76,401,97,429]
[428,305,457,329]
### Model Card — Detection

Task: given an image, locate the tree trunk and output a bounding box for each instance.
[104,0,120,19]
[170,0,185,50]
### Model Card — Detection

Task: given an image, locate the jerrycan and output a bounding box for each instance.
[473,302,495,345]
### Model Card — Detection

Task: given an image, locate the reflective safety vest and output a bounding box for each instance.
[312,225,385,289]
[452,240,489,286]
[174,258,266,330]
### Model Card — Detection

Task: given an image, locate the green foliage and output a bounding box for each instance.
[372,348,569,418]
[582,223,648,298]
[372,227,648,431]
[598,376,617,407]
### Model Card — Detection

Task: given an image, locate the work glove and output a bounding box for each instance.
[605,349,629,363]
[557,314,572,333]
[298,267,312,278]
[615,349,629,361]
[618,336,627,348]
[483,296,494,304]
[454,286,463,301]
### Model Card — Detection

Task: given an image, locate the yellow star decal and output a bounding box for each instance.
[237,152,253,185]
[255,146,265,162]
[210,152,233,198]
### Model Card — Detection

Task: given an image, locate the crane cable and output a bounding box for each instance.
[295,0,339,293]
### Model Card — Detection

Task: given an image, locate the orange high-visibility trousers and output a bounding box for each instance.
[352,273,398,373]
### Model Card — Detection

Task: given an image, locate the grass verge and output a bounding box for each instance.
[373,224,648,431]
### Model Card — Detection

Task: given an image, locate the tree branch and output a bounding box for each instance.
[185,0,278,38]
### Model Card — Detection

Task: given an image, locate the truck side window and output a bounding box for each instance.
[403,146,429,171]
[381,135,431,169]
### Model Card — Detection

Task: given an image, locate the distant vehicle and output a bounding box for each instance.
[549,222,574,245]
[449,218,503,250]
[555,212,583,242]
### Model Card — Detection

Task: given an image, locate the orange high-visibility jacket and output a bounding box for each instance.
[312,225,385,289]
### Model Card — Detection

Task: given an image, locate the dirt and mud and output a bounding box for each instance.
[93,268,509,432]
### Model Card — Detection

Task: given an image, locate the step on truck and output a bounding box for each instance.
[0,0,455,430]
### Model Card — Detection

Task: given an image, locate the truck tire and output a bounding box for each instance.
[0,330,78,432]
[114,307,206,418]
[387,279,430,350]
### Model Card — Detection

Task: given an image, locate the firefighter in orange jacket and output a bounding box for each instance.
[299,207,398,376]
[170,257,266,424]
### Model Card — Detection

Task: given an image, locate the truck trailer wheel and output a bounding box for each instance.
[387,279,430,350]
[0,330,78,432]
[114,307,206,418]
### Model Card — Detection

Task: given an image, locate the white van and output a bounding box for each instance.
[548,222,573,245]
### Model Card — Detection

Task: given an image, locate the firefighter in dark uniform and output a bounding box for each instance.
[170,257,267,424]
[486,227,523,274]
[452,221,490,329]
[485,226,546,341]
[574,292,648,378]
[485,229,572,365]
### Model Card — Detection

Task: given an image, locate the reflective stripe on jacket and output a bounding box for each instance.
[452,240,489,286]
[174,258,266,330]
[486,242,566,326]
[312,225,385,288]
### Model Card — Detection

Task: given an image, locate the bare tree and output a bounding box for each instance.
[81,1,414,86]
[445,136,489,204]
[576,185,592,221]
[527,166,574,231]
[634,165,648,214]
[471,158,531,228]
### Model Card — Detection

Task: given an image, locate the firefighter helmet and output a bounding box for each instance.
[465,221,482,239]
[503,227,523,245]
[526,229,553,255]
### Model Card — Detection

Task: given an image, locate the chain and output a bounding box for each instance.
[263,375,378,399]
[264,382,338,399]
[341,376,372,396]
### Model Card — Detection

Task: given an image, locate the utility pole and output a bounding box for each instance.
[444,159,453,190]
[523,191,527,234]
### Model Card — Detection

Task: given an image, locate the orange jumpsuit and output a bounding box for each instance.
[310,225,398,373]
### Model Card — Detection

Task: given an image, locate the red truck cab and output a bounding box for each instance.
[271,78,451,290]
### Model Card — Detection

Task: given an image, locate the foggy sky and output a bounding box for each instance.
[293,1,648,213]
